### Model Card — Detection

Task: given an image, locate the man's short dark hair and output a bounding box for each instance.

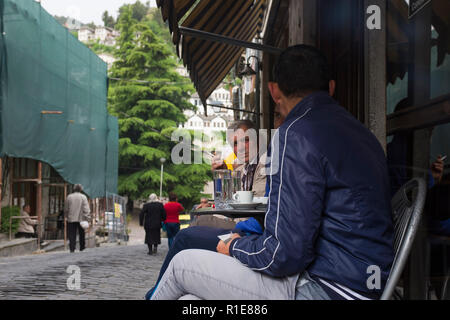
[228,119,256,131]
[169,192,177,202]
[273,45,331,98]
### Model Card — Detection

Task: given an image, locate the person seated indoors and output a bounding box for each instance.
[387,98,445,196]
[387,101,446,235]
[15,205,38,239]
[150,45,394,300]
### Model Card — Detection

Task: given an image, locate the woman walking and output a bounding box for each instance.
[140,194,166,255]
[163,192,184,248]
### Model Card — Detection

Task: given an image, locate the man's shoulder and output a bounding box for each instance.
[69,192,88,200]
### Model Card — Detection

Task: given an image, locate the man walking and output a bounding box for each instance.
[64,184,91,253]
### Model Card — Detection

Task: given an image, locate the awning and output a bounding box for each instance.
[157,0,267,108]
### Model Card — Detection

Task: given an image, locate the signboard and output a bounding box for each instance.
[408,0,432,19]
[114,203,122,218]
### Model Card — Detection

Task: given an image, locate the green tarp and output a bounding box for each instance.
[0,0,118,198]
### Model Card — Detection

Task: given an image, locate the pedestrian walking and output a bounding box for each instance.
[140,194,166,255]
[163,192,184,248]
[64,184,91,253]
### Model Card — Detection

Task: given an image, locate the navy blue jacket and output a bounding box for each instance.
[230,92,394,296]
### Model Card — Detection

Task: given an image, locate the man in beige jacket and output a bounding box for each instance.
[64,184,91,253]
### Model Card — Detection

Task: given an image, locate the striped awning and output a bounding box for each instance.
[156,0,267,108]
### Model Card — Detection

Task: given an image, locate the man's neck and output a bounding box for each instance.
[281,97,304,118]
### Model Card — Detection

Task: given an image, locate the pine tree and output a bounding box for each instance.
[108,6,211,209]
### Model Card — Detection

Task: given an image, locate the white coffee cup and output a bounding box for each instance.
[233,191,254,204]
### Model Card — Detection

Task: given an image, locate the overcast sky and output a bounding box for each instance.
[40,0,157,26]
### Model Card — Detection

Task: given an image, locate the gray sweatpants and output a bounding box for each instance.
[151,249,330,300]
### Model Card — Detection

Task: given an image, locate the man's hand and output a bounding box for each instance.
[216,233,241,256]
[212,155,226,170]
[431,155,445,184]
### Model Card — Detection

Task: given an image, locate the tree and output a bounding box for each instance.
[86,21,96,30]
[146,8,173,46]
[102,11,116,29]
[132,0,149,21]
[118,1,149,23]
[109,6,211,209]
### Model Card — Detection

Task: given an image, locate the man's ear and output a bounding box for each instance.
[329,80,336,97]
[268,82,282,104]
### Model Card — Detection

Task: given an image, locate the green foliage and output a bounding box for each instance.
[87,41,116,55]
[109,5,211,209]
[102,11,116,28]
[145,8,173,48]
[0,206,21,234]
[118,0,149,23]
[86,22,97,30]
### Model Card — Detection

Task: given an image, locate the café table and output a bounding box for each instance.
[190,207,266,219]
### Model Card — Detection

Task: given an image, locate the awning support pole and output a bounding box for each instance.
[179,27,283,55]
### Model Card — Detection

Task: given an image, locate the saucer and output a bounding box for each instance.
[229,202,260,210]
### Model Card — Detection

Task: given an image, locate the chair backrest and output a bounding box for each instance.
[381,178,427,300]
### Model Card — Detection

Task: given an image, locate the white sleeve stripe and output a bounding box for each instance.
[231,108,312,270]
[331,281,373,300]
[233,247,266,255]
[318,279,355,300]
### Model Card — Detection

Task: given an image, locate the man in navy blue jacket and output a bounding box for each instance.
[151,45,394,300]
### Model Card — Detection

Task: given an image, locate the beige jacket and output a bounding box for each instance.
[64,192,91,223]
[234,154,267,197]
[252,153,268,197]
[17,210,37,234]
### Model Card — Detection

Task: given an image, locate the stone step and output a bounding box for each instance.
[0,238,38,258]
[0,233,8,242]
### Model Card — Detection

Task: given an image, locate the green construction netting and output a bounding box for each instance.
[0,0,118,198]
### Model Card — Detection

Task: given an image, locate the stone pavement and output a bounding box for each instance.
[0,240,168,300]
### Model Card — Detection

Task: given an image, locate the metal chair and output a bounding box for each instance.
[381,178,427,300]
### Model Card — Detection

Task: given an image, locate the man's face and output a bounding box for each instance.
[232,126,252,164]
[200,199,208,205]
[24,205,30,213]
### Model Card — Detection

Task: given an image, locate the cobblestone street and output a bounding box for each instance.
[0,240,168,300]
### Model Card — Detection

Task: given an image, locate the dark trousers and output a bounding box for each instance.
[165,223,181,248]
[67,222,85,252]
[148,244,158,253]
[15,232,36,239]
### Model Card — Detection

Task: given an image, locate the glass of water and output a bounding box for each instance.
[213,169,233,209]
[232,170,242,195]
